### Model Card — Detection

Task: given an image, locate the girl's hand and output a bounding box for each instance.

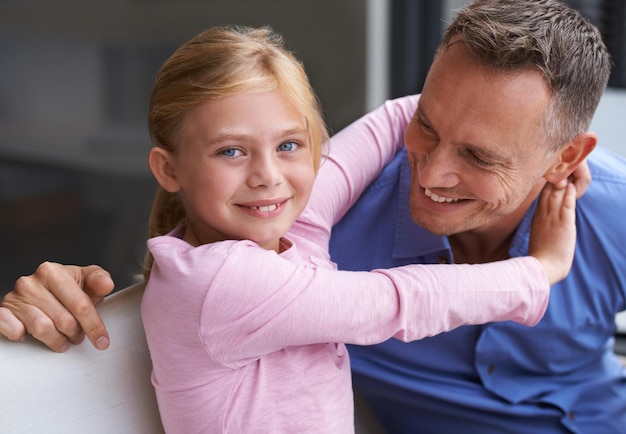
[552,159,591,199]
[528,182,577,285]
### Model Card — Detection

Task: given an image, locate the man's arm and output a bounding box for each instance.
[0,263,114,352]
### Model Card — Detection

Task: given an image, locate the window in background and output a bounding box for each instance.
[566,0,626,89]
[391,0,626,94]
[389,0,443,98]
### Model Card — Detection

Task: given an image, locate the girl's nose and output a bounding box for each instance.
[248,155,283,187]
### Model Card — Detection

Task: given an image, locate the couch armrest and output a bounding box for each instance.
[0,282,164,433]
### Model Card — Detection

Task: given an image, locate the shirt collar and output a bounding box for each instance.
[508,198,538,258]
[392,150,451,259]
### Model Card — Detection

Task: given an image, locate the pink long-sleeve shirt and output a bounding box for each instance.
[141,97,551,433]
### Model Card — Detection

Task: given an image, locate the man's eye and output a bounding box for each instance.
[220,148,243,157]
[416,118,436,136]
[469,151,494,168]
[278,141,298,152]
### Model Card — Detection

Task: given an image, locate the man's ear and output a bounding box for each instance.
[149,147,181,193]
[544,132,597,184]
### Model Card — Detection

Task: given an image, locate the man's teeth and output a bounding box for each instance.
[250,204,278,212]
[425,189,461,203]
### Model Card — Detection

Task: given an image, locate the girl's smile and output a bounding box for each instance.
[238,198,290,217]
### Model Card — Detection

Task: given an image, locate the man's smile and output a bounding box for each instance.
[424,188,463,203]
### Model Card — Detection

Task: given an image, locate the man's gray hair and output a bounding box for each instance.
[442,0,612,151]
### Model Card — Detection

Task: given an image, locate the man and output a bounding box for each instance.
[327,1,625,432]
[1,0,624,432]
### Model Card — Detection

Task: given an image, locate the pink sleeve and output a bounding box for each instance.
[201,243,549,368]
[296,95,419,241]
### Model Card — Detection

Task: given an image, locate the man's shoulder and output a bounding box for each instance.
[365,147,408,191]
[588,147,626,184]
[577,147,626,223]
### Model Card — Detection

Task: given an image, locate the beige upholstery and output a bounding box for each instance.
[0,283,164,434]
[0,281,390,433]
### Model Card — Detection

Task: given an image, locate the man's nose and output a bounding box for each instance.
[416,144,461,189]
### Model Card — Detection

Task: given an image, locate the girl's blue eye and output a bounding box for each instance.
[278,141,297,152]
[220,148,241,157]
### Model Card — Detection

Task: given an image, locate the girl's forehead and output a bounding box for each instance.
[179,89,309,143]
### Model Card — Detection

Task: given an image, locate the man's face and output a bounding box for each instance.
[404,44,557,236]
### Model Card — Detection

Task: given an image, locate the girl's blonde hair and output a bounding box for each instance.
[143,25,328,280]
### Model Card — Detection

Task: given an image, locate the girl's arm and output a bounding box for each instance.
[298,95,419,234]
[197,180,575,367]
[198,245,548,368]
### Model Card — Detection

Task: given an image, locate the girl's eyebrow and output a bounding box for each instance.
[282,127,309,136]
[207,133,249,145]
[207,127,309,146]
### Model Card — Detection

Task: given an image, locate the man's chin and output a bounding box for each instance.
[410,214,464,236]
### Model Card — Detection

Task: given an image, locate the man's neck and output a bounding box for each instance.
[448,202,532,264]
[449,227,515,264]
[448,181,546,264]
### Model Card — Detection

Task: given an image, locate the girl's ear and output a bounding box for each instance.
[544,132,597,184]
[149,147,181,193]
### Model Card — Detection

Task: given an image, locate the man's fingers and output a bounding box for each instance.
[0,301,72,352]
[11,272,86,343]
[37,266,113,351]
[3,263,114,351]
[22,305,74,352]
[72,266,114,350]
[82,265,115,303]
[62,291,110,350]
[0,307,26,342]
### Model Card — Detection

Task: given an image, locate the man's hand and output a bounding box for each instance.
[0,263,114,352]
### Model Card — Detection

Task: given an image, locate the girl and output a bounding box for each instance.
[141,26,575,433]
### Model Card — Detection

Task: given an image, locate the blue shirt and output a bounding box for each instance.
[330,147,626,433]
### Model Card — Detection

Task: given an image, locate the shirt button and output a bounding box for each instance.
[487,364,495,374]
[438,256,449,264]
[568,411,575,421]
